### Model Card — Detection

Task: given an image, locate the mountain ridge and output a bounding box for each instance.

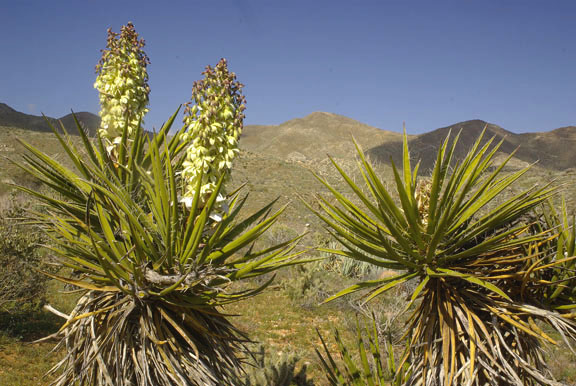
[0,102,100,135]
[366,119,576,171]
[2,102,575,170]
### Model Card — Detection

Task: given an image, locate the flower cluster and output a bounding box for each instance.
[94,22,150,156]
[181,58,246,207]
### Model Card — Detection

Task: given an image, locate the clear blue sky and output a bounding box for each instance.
[1,0,574,133]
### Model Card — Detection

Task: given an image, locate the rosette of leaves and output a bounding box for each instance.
[94,22,150,156]
[309,130,576,385]
[181,58,245,206]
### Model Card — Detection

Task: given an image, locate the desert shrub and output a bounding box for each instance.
[242,344,314,386]
[321,241,381,279]
[264,224,301,248]
[0,202,51,313]
[282,263,328,308]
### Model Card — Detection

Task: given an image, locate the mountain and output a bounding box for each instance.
[367,120,519,171]
[366,119,576,171]
[0,103,100,135]
[241,112,404,162]
[243,114,576,171]
[2,102,575,171]
[514,126,576,170]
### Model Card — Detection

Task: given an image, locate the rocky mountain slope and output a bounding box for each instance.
[241,112,404,162]
[367,119,576,171]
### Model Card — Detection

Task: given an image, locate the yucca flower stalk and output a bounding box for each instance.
[181,58,245,208]
[310,131,576,385]
[14,24,304,385]
[94,22,150,158]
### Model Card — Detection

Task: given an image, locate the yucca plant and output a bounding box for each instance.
[316,316,409,385]
[243,344,313,386]
[13,24,304,386]
[310,131,576,385]
[536,198,576,313]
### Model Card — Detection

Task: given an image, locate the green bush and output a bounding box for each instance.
[311,132,576,384]
[282,263,329,308]
[243,345,313,386]
[16,23,304,385]
[0,202,52,313]
[317,316,409,386]
[321,241,380,279]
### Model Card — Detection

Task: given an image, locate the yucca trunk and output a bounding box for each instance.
[404,280,556,385]
[51,291,246,385]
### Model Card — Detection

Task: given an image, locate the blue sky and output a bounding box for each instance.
[1,0,574,133]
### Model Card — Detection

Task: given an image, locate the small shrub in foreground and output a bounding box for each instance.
[242,344,314,386]
[0,203,52,314]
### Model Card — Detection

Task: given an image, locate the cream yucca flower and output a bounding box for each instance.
[181,58,246,207]
[415,178,431,228]
[94,22,150,156]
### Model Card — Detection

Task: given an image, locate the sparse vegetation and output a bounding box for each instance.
[242,344,314,386]
[316,316,408,385]
[1,132,576,384]
[0,199,52,314]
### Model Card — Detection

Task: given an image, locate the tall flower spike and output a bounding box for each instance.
[94,22,150,158]
[181,58,246,208]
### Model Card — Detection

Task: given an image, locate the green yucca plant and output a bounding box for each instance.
[535,198,576,313]
[243,345,313,386]
[316,316,409,386]
[14,24,304,386]
[310,131,576,385]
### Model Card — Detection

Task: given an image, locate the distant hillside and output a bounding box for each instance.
[3,102,575,171]
[241,112,405,162]
[0,103,100,135]
[367,119,576,171]
[242,114,576,171]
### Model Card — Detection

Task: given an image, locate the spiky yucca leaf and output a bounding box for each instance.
[311,130,576,385]
[316,317,409,386]
[15,114,304,385]
[533,198,576,313]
